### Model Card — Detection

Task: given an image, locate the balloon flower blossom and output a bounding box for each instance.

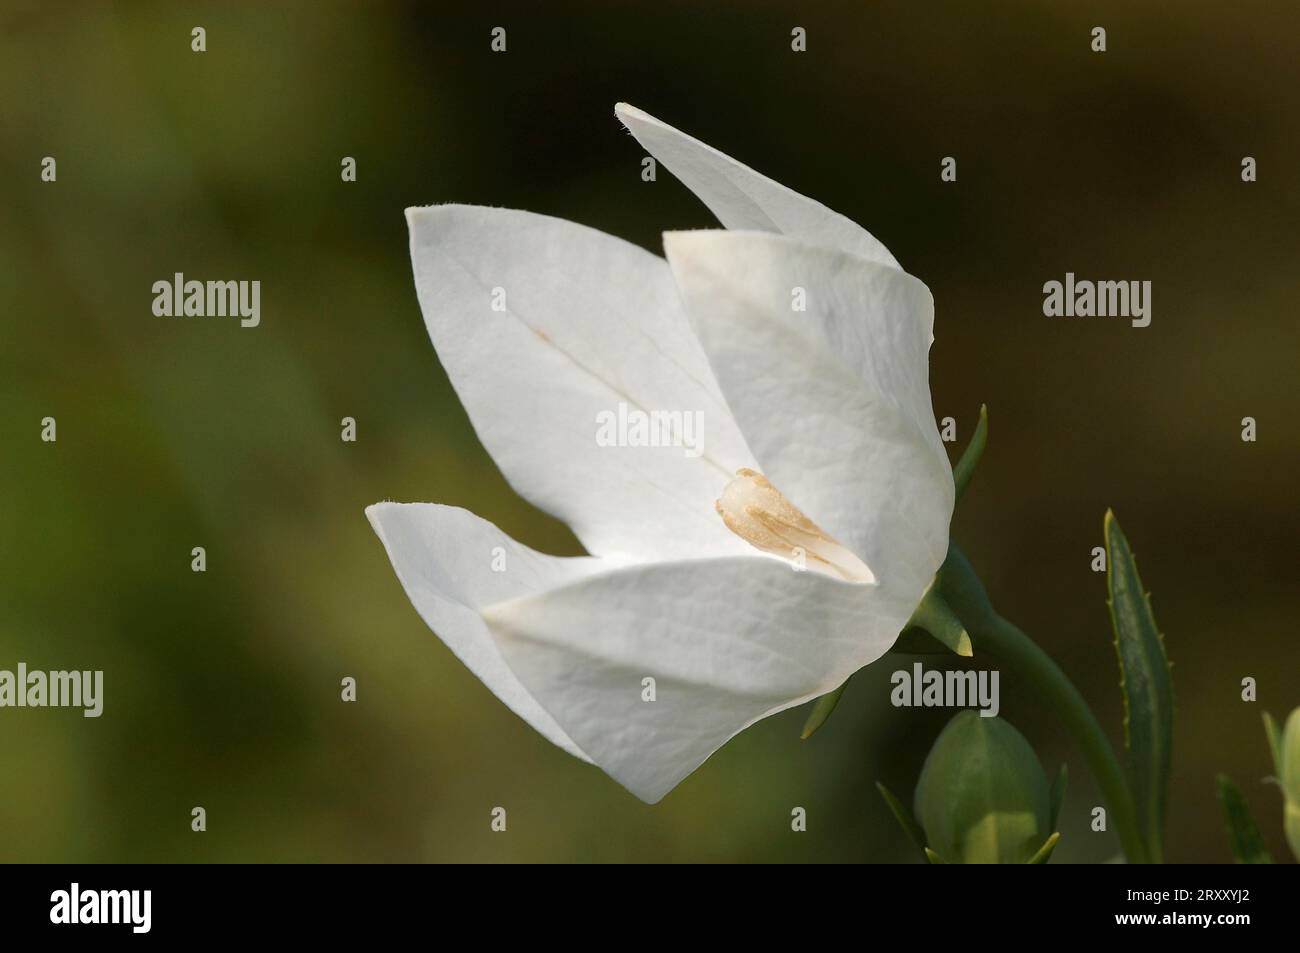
[367,103,954,803]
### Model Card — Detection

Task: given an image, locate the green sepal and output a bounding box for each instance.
[890,627,962,655]
[1281,708,1300,800]
[1263,712,1282,779]
[924,847,945,865]
[906,587,973,657]
[876,781,930,862]
[800,679,848,740]
[1049,763,1068,831]
[953,404,988,502]
[1027,832,1061,864]
[1105,509,1174,865]
[1215,774,1273,864]
[811,585,971,737]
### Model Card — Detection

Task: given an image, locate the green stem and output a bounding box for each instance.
[939,545,1148,864]
[973,612,1147,863]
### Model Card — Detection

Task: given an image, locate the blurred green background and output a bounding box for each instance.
[1,1,1296,862]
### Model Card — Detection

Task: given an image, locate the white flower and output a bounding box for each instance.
[367,104,954,803]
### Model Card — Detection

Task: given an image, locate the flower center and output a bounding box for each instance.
[715,469,874,583]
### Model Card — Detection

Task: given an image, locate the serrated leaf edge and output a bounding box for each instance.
[1104,509,1175,863]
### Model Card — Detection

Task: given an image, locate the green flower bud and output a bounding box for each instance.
[1281,708,1300,860]
[913,710,1052,864]
[1281,708,1300,802]
[1284,802,1300,863]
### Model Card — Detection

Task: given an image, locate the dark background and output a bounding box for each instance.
[1,1,1296,861]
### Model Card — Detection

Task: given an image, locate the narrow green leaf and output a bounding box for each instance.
[1216,774,1273,863]
[953,404,989,501]
[1027,832,1061,864]
[1263,712,1282,778]
[1049,763,1068,831]
[924,847,945,865]
[1105,510,1174,864]
[800,679,848,739]
[876,781,930,861]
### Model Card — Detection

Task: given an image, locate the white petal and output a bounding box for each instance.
[483,556,912,803]
[365,500,599,762]
[406,204,755,562]
[663,230,953,603]
[615,103,899,268]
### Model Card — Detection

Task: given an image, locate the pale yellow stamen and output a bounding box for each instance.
[715,469,875,583]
